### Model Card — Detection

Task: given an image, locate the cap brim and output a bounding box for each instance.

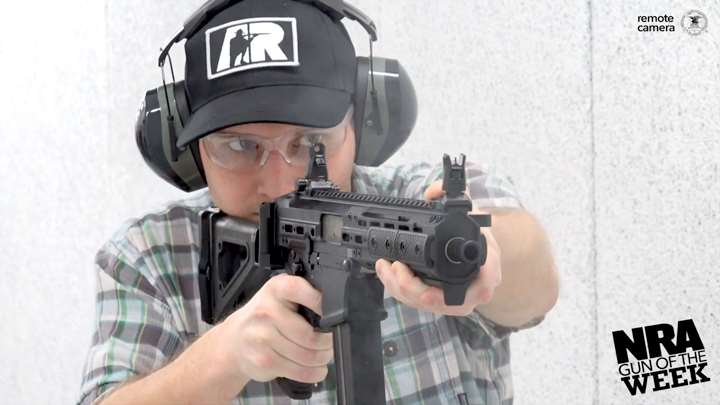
[176,85,352,148]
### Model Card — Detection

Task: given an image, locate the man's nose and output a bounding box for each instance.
[256,150,300,199]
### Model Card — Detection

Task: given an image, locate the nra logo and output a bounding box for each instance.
[612,319,711,396]
[205,17,299,80]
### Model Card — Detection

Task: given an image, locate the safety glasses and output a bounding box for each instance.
[202,108,353,170]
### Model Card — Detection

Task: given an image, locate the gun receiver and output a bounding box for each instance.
[198,144,491,404]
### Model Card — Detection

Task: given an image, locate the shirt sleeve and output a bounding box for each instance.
[464,161,524,210]
[76,234,185,405]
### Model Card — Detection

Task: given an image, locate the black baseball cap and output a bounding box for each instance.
[176,0,357,148]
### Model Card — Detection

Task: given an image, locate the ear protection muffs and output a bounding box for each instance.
[135,0,418,192]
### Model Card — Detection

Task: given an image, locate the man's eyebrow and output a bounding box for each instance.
[213,130,260,137]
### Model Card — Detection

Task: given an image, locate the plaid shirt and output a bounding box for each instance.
[78,161,531,405]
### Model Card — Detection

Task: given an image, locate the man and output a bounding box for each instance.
[78,1,559,404]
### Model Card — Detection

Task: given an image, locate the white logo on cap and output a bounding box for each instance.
[205,17,299,80]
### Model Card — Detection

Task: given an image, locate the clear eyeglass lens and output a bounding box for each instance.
[203,124,347,170]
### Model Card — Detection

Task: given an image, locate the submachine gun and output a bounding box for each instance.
[198,143,491,404]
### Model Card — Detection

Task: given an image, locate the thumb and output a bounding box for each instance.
[423,180,445,201]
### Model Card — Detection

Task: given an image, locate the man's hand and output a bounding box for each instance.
[373,179,502,317]
[217,274,334,385]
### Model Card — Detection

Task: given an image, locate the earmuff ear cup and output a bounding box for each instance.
[135,82,207,192]
[353,56,417,166]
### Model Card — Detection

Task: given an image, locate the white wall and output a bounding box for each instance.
[0,1,717,404]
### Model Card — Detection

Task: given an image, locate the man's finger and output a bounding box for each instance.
[423,180,445,201]
[375,259,404,301]
[418,285,444,307]
[391,260,431,299]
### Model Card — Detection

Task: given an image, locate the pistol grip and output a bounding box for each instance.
[273,304,322,399]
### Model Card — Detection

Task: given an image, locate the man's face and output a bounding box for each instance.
[198,115,356,221]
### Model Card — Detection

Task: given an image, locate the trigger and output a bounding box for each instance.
[299,305,321,328]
